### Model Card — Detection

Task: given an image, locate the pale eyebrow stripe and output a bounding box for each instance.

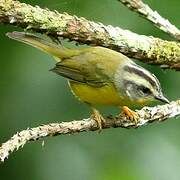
[123,64,157,87]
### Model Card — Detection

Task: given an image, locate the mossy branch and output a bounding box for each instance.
[118,0,180,41]
[0,0,180,163]
[0,0,180,70]
[0,100,180,162]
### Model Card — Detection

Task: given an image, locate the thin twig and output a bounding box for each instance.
[0,0,180,69]
[0,100,180,162]
[118,0,180,41]
[0,0,179,163]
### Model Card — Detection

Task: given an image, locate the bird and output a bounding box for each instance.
[6,32,169,129]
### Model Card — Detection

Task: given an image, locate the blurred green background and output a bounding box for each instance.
[0,0,180,179]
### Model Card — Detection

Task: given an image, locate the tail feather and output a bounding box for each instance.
[6,32,79,61]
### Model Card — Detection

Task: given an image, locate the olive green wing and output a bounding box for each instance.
[51,65,105,87]
[50,48,113,87]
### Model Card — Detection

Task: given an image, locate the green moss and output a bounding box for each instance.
[147,38,180,65]
[0,0,13,11]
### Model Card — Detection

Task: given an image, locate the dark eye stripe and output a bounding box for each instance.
[123,64,158,88]
[123,80,152,97]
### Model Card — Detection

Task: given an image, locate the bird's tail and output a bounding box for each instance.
[6,32,80,61]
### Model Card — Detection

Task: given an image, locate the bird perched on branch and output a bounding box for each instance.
[7,32,169,129]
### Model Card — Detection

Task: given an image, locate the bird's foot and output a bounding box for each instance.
[121,106,139,125]
[91,108,105,132]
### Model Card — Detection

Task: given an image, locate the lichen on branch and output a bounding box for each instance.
[0,100,180,162]
[0,0,180,163]
[0,0,180,70]
[118,0,180,41]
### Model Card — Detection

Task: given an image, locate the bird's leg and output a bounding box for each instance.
[120,106,139,125]
[91,107,106,131]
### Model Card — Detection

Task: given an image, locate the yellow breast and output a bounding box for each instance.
[69,81,123,106]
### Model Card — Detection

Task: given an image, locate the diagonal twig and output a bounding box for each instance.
[0,0,180,70]
[118,0,180,41]
[0,100,180,162]
[0,0,179,163]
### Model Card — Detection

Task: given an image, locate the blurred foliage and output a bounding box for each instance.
[0,0,180,180]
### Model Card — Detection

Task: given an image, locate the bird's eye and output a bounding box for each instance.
[142,87,150,94]
[139,86,151,95]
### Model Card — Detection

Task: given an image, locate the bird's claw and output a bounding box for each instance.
[122,106,139,125]
[91,108,105,132]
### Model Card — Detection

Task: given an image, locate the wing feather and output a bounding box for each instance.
[51,47,124,87]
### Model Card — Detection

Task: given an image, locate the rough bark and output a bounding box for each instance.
[118,0,180,41]
[0,100,180,162]
[0,0,179,162]
[0,0,180,69]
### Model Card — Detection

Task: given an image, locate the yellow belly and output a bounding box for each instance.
[69,81,123,106]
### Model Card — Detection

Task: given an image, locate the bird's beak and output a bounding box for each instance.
[155,94,170,103]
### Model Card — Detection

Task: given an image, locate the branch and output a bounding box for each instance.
[118,0,180,41]
[0,100,180,162]
[0,0,180,70]
[0,0,180,163]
